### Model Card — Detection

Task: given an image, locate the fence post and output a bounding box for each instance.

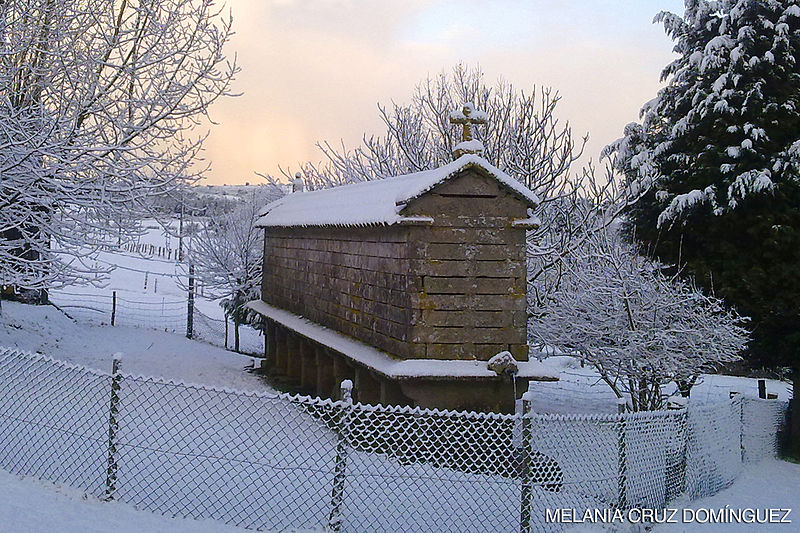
[111,291,116,326]
[616,398,627,510]
[328,379,353,532]
[104,354,124,501]
[186,264,194,339]
[738,395,746,463]
[519,391,534,533]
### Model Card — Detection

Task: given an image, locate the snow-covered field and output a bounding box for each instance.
[652,459,800,532]
[0,469,249,533]
[0,218,795,532]
[528,356,791,415]
[48,219,263,355]
[0,300,267,392]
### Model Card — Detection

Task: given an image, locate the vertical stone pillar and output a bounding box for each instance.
[332,355,355,400]
[316,347,336,399]
[355,367,381,405]
[299,339,316,391]
[265,320,277,370]
[286,333,301,379]
[274,326,288,375]
[379,379,407,406]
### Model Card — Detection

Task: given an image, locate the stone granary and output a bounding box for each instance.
[247,105,557,412]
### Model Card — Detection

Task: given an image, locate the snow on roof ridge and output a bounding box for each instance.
[256,154,540,229]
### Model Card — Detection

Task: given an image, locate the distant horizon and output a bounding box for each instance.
[198,0,685,185]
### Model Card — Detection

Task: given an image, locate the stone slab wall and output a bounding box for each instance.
[262,225,425,358]
[403,169,529,360]
[262,167,530,362]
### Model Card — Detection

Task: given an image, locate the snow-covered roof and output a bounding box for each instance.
[256,154,540,228]
[246,300,559,381]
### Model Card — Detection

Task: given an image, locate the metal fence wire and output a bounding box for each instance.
[0,347,789,533]
[48,291,262,354]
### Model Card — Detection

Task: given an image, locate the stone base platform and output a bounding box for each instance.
[246,300,558,413]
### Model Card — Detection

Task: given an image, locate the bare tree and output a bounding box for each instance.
[529,226,749,411]
[0,0,237,291]
[188,182,284,351]
[286,64,634,318]
[290,64,586,192]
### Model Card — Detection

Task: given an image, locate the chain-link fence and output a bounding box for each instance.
[48,291,262,354]
[0,347,789,532]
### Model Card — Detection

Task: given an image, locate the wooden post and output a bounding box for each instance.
[111,291,116,326]
[519,391,533,533]
[668,410,689,504]
[104,354,123,501]
[738,394,746,463]
[179,200,185,262]
[758,379,767,399]
[224,316,229,350]
[328,379,353,532]
[186,264,194,339]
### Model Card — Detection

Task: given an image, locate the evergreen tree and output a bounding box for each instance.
[607,0,800,455]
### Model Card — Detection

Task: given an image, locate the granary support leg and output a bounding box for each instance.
[316,347,335,399]
[380,379,407,407]
[274,326,288,375]
[264,320,277,371]
[354,367,381,405]
[299,338,316,392]
[332,356,355,401]
[286,333,301,379]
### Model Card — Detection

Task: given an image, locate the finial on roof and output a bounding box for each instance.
[292,172,304,193]
[449,103,487,159]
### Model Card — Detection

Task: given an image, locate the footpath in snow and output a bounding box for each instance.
[0,300,269,392]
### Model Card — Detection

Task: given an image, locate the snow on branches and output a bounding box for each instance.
[0,0,237,289]
[530,228,749,412]
[607,0,800,226]
[189,183,284,318]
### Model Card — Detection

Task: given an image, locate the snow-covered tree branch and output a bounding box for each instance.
[0,0,237,290]
[530,226,749,411]
[188,182,284,350]
[283,64,639,311]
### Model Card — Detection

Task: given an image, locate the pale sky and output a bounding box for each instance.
[199,0,685,185]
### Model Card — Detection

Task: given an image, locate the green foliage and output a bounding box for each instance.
[609,1,800,370]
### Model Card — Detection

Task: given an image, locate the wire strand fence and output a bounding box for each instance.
[48,290,262,355]
[0,346,789,532]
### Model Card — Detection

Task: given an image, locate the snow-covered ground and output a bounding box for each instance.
[1,452,795,533]
[528,356,791,415]
[564,459,800,532]
[48,219,263,354]
[652,459,800,532]
[0,469,250,533]
[0,300,268,392]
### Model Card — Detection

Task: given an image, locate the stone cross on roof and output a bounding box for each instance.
[449,103,487,159]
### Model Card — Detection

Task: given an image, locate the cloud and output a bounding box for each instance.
[199,0,682,184]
